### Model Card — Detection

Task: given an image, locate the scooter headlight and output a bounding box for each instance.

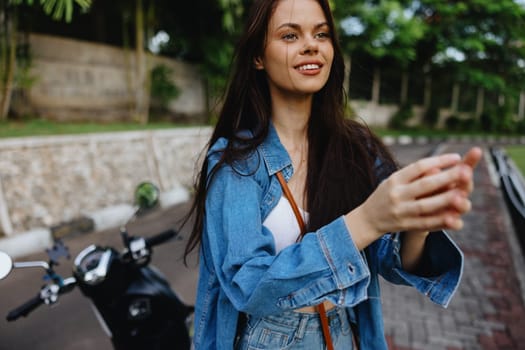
[74,245,112,285]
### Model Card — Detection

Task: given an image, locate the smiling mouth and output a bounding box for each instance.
[296,64,321,71]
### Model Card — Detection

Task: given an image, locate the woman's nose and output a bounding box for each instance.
[300,38,319,55]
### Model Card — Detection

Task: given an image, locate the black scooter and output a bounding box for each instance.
[0,182,193,350]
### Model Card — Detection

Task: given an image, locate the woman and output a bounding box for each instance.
[184,0,482,348]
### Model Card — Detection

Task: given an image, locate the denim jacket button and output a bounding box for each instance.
[348,263,354,273]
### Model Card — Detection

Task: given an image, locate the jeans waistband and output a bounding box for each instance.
[260,306,349,332]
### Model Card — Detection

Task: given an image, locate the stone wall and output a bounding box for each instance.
[11,34,434,128]
[12,34,207,122]
[0,127,211,237]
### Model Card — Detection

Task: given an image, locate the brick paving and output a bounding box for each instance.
[383,144,525,350]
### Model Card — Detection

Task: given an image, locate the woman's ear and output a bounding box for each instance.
[254,57,264,70]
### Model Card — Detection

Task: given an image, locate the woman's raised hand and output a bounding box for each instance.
[345,147,483,250]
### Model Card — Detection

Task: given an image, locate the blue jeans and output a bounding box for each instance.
[236,307,355,350]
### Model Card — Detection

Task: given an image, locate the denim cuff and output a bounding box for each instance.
[317,216,371,291]
[393,230,464,307]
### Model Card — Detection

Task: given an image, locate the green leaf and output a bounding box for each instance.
[17,0,91,22]
[65,0,73,22]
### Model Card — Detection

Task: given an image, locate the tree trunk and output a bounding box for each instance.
[518,91,525,121]
[0,178,13,236]
[0,5,16,121]
[475,87,484,119]
[400,70,408,105]
[134,0,149,124]
[423,64,432,110]
[451,83,460,113]
[372,66,380,105]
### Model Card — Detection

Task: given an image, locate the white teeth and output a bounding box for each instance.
[297,64,320,71]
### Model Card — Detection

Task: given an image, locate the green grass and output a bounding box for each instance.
[0,118,517,141]
[0,119,196,139]
[371,127,505,138]
[505,146,525,175]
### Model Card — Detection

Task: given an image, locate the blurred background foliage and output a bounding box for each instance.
[0,0,524,133]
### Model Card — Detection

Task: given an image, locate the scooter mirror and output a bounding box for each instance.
[134,182,160,210]
[0,251,13,280]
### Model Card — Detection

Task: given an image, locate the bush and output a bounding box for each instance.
[479,111,495,132]
[480,104,516,133]
[150,64,181,109]
[388,104,413,129]
[515,118,525,134]
[445,115,461,131]
[422,105,439,128]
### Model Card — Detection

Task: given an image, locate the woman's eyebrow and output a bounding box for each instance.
[276,22,329,30]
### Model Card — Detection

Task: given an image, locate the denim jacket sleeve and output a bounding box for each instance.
[203,150,373,317]
[367,230,463,307]
[367,157,464,308]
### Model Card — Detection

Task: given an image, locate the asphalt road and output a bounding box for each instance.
[0,144,436,350]
[0,200,199,350]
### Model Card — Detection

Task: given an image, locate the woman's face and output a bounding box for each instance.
[256,0,334,98]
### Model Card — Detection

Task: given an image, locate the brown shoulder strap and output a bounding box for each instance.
[276,171,306,235]
[276,171,334,350]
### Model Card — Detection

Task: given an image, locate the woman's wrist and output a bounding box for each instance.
[344,205,382,251]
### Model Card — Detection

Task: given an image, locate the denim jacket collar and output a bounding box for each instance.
[260,122,295,180]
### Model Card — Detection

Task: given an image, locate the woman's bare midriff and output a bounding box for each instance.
[294,300,337,313]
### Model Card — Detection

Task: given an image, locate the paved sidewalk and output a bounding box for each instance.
[383,144,525,350]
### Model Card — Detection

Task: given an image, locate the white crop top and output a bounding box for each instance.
[263,196,309,253]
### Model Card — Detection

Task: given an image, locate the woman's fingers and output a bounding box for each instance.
[463,147,483,168]
[399,211,464,232]
[363,147,482,234]
[398,153,462,184]
[400,163,472,200]
[396,148,482,232]
[456,147,483,193]
[397,189,471,218]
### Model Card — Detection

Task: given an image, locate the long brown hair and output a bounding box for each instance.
[183,0,396,262]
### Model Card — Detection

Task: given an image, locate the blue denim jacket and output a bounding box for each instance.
[193,124,464,349]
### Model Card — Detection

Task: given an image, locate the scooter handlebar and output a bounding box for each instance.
[6,293,43,321]
[145,229,178,248]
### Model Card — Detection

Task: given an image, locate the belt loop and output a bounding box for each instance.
[295,314,309,340]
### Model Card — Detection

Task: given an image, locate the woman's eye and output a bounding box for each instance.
[282,33,298,41]
[315,32,330,39]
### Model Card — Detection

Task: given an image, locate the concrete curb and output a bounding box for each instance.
[0,185,190,259]
[381,134,525,146]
